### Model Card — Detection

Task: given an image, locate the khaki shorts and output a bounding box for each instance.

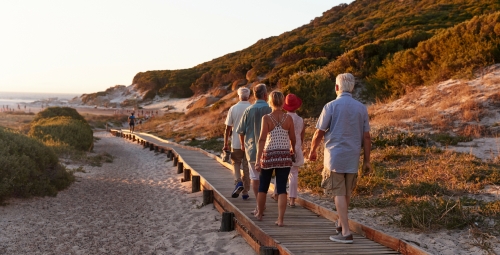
[331,172,358,196]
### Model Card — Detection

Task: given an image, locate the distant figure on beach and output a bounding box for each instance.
[254,90,296,226]
[128,112,136,133]
[270,93,305,205]
[236,84,271,216]
[308,73,372,244]
[223,87,251,199]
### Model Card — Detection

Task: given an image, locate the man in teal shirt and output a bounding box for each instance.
[236,84,271,214]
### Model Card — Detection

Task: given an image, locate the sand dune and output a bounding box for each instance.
[0,131,255,255]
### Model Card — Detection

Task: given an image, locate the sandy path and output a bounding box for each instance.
[0,131,255,255]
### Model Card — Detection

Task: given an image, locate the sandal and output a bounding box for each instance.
[288,203,296,208]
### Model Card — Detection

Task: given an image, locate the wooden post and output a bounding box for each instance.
[173,156,178,166]
[183,168,191,182]
[192,175,201,193]
[259,247,278,255]
[149,143,154,151]
[143,141,148,148]
[177,162,184,174]
[132,135,135,142]
[154,145,159,152]
[168,151,173,160]
[220,212,234,232]
[203,190,213,205]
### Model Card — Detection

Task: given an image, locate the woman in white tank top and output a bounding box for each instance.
[255,91,296,226]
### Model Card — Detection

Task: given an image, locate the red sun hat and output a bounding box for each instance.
[283,93,302,112]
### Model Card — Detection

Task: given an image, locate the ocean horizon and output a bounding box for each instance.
[0,91,81,108]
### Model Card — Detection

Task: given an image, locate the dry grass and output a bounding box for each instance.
[459,124,487,138]
[0,112,34,132]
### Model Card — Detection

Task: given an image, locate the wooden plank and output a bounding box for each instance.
[294,196,428,255]
[113,131,428,255]
[234,218,262,254]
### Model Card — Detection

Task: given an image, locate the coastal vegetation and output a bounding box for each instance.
[81,0,500,118]
[29,107,94,153]
[0,126,74,203]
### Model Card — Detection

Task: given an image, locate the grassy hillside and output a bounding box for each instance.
[126,0,500,108]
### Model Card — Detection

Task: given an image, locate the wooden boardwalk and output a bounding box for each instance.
[111,130,429,255]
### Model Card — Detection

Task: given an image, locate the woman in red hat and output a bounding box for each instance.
[270,93,305,206]
[283,93,304,207]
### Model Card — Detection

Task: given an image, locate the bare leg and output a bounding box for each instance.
[335,196,351,236]
[252,180,259,199]
[276,193,287,226]
[336,196,350,228]
[255,192,266,220]
[252,179,261,213]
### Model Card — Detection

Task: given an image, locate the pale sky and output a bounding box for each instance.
[0,0,353,94]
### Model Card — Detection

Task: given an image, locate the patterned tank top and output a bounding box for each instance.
[261,113,293,169]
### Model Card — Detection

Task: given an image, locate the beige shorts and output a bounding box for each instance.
[331,172,358,196]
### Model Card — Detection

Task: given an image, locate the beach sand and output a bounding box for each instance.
[0,131,256,255]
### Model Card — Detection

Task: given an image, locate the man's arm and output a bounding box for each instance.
[239,134,245,151]
[362,131,373,174]
[223,125,232,151]
[308,129,325,161]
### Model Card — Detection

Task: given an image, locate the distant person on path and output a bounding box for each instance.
[308,73,372,244]
[223,87,252,199]
[254,90,296,226]
[235,84,272,215]
[128,112,136,133]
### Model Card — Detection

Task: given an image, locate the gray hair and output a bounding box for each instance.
[254,84,267,100]
[336,73,355,93]
[237,87,250,100]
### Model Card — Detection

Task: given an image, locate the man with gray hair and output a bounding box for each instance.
[236,84,271,213]
[223,87,252,199]
[308,73,372,244]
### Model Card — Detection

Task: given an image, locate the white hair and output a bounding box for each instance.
[336,73,355,93]
[237,87,250,99]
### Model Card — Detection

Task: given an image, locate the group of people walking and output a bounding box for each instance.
[223,73,372,244]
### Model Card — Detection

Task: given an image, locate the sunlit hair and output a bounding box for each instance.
[336,73,355,93]
[237,87,250,100]
[254,84,267,100]
[268,90,284,109]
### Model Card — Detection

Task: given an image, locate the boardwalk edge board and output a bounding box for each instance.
[110,130,428,255]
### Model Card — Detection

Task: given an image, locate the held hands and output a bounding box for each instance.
[255,161,261,172]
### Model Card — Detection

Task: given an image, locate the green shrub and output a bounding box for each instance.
[371,127,432,148]
[29,116,94,151]
[399,197,476,230]
[282,69,335,117]
[430,133,472,146]
[366,12,500,100]
[401,182,450,197]
[0,127,74,203]
[33,107,87,123]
